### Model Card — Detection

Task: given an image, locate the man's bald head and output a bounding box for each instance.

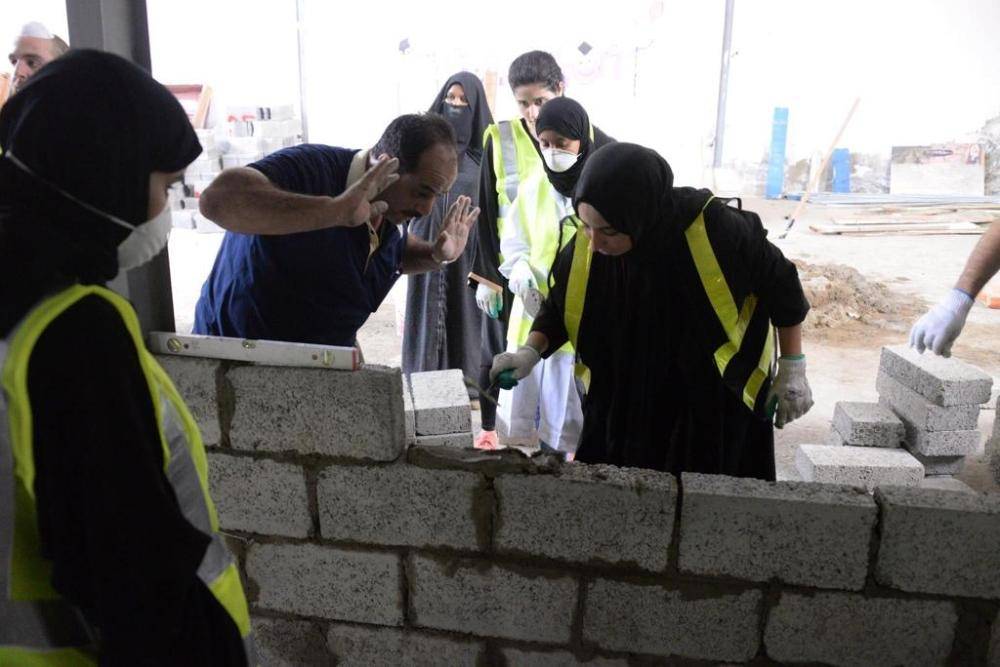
[9,23,69,94]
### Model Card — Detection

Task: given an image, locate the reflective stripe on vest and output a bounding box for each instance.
[683,198,775,411]
[563,227,593,391]
[496,120,520,208]
[0,285,254,664]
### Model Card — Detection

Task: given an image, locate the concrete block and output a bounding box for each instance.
[878,372,981,431]
[246,543,402,624]
[408,554,576,643]
[990,437,1000,487]
[824,428,846,447]
[318,463,484,550]
[910,450,967,475]
[795,444,924,490]
[500,648,628,666]
[679,473,876,590]
[403,376,415,444]
[901,421,980,457]
[583,580,761,662]
[764,591,956,666]
[155,354,221,445]
[414,432,474,448]
[875,486,1000,599]
[879,345,993,407]
[409,369,471,435]
[327,624,482,666]
[832,401,904,447]
[228,365,405,461]
[495,465,675,571]
[252,617,329,667]
[207,452,311,538]
[920,475,975,493]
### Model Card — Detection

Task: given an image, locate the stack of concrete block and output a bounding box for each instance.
[798,399,925,490]
[406,369,473,448]
[989,394,1000,486]
[877,345,993,477]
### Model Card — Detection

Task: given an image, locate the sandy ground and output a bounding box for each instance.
[168,197,999,490]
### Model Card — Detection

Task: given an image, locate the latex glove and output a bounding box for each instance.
[908,288,974,357]
[508,260,536,300]
[766,355,813,429]
[490,345,541,383]
[522,288,544,318]
[476,283,502,319]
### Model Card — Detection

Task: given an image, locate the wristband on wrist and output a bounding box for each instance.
[780,353,805,361]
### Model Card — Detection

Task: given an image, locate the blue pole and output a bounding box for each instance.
[765,107,789,199]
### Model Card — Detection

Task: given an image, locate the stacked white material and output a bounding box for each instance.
[877,345,993,477]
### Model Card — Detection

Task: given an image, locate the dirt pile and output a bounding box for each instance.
[795,260,917,333]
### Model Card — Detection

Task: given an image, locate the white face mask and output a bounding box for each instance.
[117,204,172,270]
[5,150,172,271]
[541,147,580,173]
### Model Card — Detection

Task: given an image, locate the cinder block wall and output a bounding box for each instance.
[158,356,1000,666]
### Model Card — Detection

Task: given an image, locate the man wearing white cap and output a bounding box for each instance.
[8,22,69,94]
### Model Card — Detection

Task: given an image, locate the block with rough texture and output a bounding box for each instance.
[832,401,904,447]
[875,486,1000,599]
[246,543,402,624]
[583,580,761,662]
[318,463,484,550]
[495,465,675,571]
[901,421,980,456]
[403,377,415,444]
[156,355,221,445]
[920,475,975,493]
[679,473,876,590]
[207,452,311,538]
[795,444,924,490]
[409,369,471,435]
[228,365,405,460]
[500,648,628,666]
[878,372,981,431]
[414,432,474,448]
[879,345,993,407]
[764,592,956,666]
[408,554,576,643]
[252,617,329,666]
[910,450,967,475]
[327,624,483,666]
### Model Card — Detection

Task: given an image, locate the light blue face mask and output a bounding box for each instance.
[4,151,172,270]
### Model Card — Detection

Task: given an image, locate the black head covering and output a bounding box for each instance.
[535,96,613,199]
[573,142,674,262]
[428,71,493,166]
[0,49,201,335]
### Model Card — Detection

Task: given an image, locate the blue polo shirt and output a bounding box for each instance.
[192,144,408,346]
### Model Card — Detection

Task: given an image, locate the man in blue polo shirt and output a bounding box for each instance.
[193,113,479,347]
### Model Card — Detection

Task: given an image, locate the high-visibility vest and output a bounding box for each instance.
[484,119,575,350]
[563,197,776,412]
[0,284,255,666]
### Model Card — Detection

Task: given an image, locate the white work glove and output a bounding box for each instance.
[508,260,537,300]
[766,355,814,429]
[476,283,502,319]
[908,288,974,357]
[490,345,541,383]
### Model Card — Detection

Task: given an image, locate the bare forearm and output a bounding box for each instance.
[525,331,550,356]
[199,168,342,235]
[955,220,1000,296]
[401,236,446,274]
[777,324,802,357]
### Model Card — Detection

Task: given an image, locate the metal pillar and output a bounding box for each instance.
[65,0,176,333]
[712,0,735,169]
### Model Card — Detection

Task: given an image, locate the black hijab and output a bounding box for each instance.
[535,97,613,198]
[573,142,675,263]
[0,49,201,335]
[428,71,493,166]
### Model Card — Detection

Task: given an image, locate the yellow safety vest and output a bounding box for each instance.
[0,284,254,666]
[563,198,775,412]
[484,118,580,350]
